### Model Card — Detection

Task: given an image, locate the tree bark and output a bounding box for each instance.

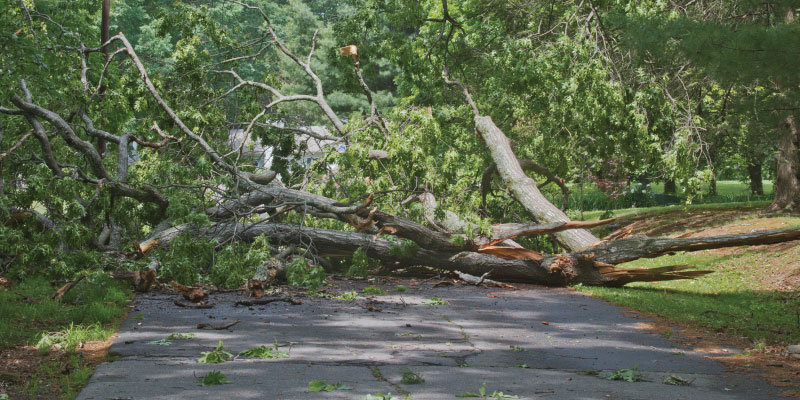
[143,221,800,287]
[482,159,571,211]
[474,116,599,251]
[770,113,800,211]
[664,179,677,194]
[708,170,717,196]
[748,162,763,195]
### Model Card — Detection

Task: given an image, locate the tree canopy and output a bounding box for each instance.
[1,0,798,288]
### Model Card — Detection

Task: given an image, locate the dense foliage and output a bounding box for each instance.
[0,0,796,284]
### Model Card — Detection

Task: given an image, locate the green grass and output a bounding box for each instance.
[24,352,95,399]
[0,274,131,399]
[649,180,774,199]
[35,323,113,353]
[362,285,388,295]
[563,180,773,213]
[0,275,130,348]
[580,200,772,221]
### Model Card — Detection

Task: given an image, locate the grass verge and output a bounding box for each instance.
[575,209,800,347]
[0,273,131,399]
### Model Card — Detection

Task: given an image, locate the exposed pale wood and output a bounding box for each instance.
[596,264,713,287]
[477,245,543,262]
[135,238,159,257]
[368,149,389,159]
[52,275,86,301]
[474,116,600,251]
[585,228,800,265]
[490,218,616,244]
[170,281,208,303]
[146,221,800,287]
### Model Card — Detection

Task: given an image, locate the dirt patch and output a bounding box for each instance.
[0,338,113,399]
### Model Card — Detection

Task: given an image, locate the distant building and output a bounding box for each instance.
[227,123,345,171]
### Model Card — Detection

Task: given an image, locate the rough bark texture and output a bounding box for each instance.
[584,229,800,265]
[490,219,614,243]
[482,159,570,211]
[770,113,800,211]
[142,219,800,287]
[475,116,599,251]
[748,162,764,195]
[664,179,677,194]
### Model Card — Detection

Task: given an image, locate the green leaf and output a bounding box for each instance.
[307,380,328,392]
[198,371,231,386]
[197,341,233,364]
[308,379,352,392]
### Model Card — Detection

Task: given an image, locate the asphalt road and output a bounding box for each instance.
[77,278,783,399]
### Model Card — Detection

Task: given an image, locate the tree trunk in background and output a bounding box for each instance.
[770,113,800,211]
[708,171,717,196]
[474,116,599,251]
[664,179,676,194]
[748,162,763,195]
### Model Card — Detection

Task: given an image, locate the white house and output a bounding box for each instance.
[227,122,345,171]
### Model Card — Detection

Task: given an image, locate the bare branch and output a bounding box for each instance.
[442,65,480,118]
[0,131,33,159]
[307,29,318,66]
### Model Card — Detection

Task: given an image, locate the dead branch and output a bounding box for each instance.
[0,131,32,159]
[170,281,208,303]
[197,320,240,330]
[174,301,214,309]
[52,275,86,301]
[234,297,301,306]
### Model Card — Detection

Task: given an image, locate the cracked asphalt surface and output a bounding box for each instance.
[78,278,785,399]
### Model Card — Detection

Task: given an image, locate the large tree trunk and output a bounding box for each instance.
[770,113,800,211]
[664,178,677,194]
[748,162,763,195]
[708,170,717,196]
[143,220,800,287]
[474,116,599,251]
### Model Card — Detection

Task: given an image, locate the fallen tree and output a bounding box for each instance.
[140,217,800,287]
[3,4,800,290]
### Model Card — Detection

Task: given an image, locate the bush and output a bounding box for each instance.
[157,234,214,284]
[286,257,326,289]
[346,247,377,277]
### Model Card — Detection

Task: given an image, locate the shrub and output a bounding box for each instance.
[347,247,377,277]
[286,257,326,289]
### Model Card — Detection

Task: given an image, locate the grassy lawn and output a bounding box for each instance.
[575,209,800,348]
[580,200,772,221]
[649,179,774,199]
[564,179,773,213]
[0,274,131,399]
